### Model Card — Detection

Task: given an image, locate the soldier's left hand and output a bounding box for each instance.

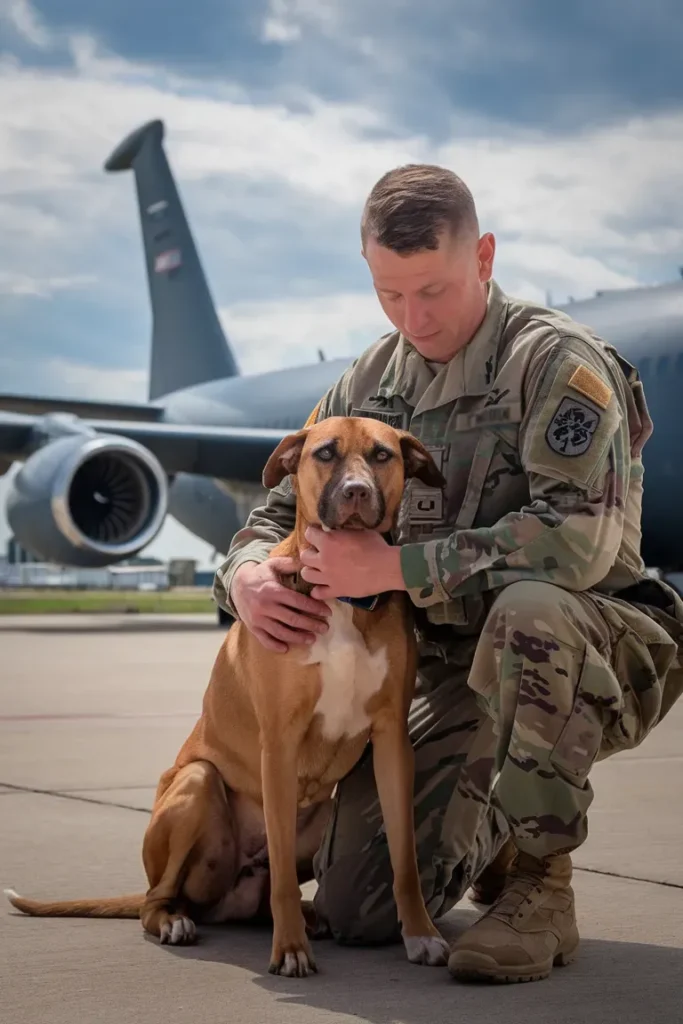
[300,526,405,600]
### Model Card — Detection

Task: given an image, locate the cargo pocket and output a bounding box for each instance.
[612,579,683,725]
[549,641,625,784]
[591,589,680,751]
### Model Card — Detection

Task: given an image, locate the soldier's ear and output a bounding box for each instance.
[397,431,445,489]
[262,429,309,488]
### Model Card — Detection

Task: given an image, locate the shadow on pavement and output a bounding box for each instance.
[154,907,683,1024]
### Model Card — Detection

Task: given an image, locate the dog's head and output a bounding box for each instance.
[262,415,445,533]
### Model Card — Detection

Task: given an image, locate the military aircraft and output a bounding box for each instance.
[1,118,683,624]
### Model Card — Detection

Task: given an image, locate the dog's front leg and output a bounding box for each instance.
[261,741,316,977]
[371,716,450,966]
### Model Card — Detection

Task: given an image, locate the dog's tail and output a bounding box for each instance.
[4,888,144,918]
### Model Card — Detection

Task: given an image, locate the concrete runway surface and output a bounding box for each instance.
[1,613,682,1024]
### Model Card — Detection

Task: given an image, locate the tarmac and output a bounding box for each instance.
[1,612,682,1024]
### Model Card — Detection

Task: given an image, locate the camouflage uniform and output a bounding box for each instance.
[214,279,683,961]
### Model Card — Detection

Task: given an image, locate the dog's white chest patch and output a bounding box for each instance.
[305,601,387,741]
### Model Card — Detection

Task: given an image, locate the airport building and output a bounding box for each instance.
[0,538,206,591]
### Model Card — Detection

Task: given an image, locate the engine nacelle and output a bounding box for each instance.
[6,434,169,567]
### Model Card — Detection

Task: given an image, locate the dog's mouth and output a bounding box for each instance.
[318,501,385,532]
[339,512,374,530]
[318,510,383,531]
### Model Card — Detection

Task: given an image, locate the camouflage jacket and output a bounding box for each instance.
[214,279,654,636]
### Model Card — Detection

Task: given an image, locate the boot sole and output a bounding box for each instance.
[448,937,579,984]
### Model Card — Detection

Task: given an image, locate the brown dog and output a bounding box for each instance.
[6,416,450,977]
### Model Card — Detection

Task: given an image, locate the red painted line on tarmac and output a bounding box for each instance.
[0,711,199,722]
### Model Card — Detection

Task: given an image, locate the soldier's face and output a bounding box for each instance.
[363,229,495,362]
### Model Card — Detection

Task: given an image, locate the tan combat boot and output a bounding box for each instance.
[469,835,518,906]
[448,851,579,984]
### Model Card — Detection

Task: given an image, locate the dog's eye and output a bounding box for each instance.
[315,446,335,462]
[373,448,393,463]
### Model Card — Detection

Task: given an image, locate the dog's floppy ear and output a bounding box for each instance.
[262,429,309,489]
[397,431,445,489]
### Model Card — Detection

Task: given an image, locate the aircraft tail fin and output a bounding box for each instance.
[104,120,240,401]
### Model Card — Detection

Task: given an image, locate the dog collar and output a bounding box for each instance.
[338,593,390,611]
[280,573,388,612]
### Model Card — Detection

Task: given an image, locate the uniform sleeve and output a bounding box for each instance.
[212,367,355,615]
[399,346,633,606]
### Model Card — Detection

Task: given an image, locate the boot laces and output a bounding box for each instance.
[486,868,545,922]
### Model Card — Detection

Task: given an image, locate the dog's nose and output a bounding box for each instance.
[342,480,370,501]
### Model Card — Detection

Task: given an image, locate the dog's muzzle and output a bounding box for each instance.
[319,475,385,530]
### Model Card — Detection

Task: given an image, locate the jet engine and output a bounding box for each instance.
[6,432,169,567]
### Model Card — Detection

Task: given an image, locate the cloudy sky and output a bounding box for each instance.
[1,0,682,567]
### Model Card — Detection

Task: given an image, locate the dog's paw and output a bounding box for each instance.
[269,940,317,977]
[159,914,197,946]
[403,934,450,966]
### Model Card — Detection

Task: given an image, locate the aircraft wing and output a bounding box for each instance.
[0,409,288,483]
[0,392,165,422]
[87,418,289,482]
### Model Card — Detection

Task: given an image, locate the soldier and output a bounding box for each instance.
[213,164,683,984]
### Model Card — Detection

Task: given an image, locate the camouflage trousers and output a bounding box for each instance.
[312,579,679,945]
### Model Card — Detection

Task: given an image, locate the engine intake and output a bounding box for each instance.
[7,433,169,567]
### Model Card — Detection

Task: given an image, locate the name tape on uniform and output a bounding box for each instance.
[351,407,408,430]
[455,402,522,431]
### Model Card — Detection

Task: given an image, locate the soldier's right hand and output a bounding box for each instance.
[231,558,331,653]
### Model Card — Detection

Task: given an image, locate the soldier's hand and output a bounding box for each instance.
[231,558,331,653]
[300,526,405,600]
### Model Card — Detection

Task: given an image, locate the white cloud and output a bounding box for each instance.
[1,36,682,326]
[220,291,391,374]
[0,272,98,298]
[261,0,341,44]
[261,0,303,43]
[493,242,639,301]
[41,358,148,402]
[0,0,52,49]
[262,18,302,44]
[0,355,147,402]
[440,124,683,266]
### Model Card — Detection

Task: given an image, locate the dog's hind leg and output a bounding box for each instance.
[140,759,238,945]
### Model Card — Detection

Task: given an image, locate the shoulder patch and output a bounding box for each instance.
[567,364,612,410]
[546,397,600,456]
[523,350,622,488]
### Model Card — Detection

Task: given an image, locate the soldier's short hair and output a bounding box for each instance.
[361,164,479,255]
